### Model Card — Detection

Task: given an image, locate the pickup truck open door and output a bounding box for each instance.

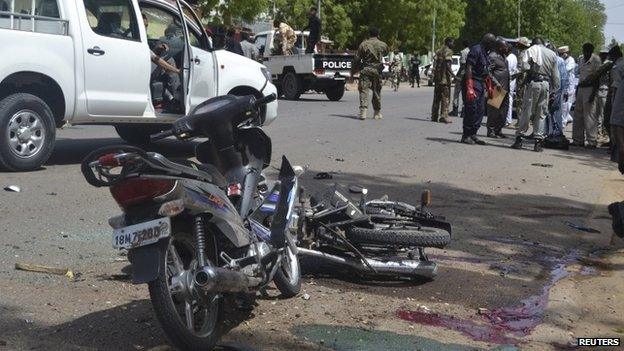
[77,0,150,117]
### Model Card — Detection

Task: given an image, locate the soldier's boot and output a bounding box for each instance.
[510,136,523,149]
[449,106,458,116]
[534,139,544,152]
[359,108,367,120]
[373,110,383,120]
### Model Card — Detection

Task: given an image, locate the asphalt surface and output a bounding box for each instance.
[0,86,622,351]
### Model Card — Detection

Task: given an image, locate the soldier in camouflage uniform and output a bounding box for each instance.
[391,50,402,91]
[351,27,389,120]
[431,37,455,123]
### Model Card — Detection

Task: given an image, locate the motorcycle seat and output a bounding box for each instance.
[170,158,227,189]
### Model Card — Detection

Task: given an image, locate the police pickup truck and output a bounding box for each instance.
[254,30,353,101]
[0,0,277,172]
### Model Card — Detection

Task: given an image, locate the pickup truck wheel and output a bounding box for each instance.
[115,125,165,145]
[326,85,345,101]
[0,93,56,172]
[282,72,301,100]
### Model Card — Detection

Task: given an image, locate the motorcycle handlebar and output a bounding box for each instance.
[254,93,277,108]
[150,129,175,142]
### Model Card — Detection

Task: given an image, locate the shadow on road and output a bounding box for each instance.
[330,114,362,120]
[0,298,309,351]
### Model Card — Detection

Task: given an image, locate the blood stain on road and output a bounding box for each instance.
[399,239,596,345]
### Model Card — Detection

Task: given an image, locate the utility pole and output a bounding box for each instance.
[317,0,321,19]
[517,0,521,37]
[431,3,436,60]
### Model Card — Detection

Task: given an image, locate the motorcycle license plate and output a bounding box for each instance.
[112,217,171,249]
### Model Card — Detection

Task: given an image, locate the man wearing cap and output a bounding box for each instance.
[511,37,560,152]
[558,46,576,127]
[461,33,496,145]
[573,42,602,148]
[513,37,532,125]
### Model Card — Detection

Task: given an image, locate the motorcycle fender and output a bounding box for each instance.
[129,239,168,284]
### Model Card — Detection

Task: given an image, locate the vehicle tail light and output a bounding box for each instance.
[314,68,325,75]
[98,153,120,167]
[110,178,175,208]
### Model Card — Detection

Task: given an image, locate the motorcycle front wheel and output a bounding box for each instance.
[148,232,222,351]
[273,243,301,298]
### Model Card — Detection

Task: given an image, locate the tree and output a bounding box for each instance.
[459,0,606,54]
[192,0,271,25]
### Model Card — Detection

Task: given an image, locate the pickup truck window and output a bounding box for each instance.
[83,0,140,41]
[6,0,59,17]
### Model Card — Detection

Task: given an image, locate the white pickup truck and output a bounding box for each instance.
[254,30,353,101]
[0,0,277,172]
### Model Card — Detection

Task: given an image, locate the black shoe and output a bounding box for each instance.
[431,118,439,122]
[461,136,475,145]
[585,144,597,149]
[449,108,458,117]
[534,140,544,152]
[487,130,498,138]
[510,136,523,149]
[471,135,486,145]
[496,132,507,139]
[608,202,624,238]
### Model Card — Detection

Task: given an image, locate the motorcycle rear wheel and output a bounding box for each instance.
[346,225,450,248]
[148,232,222,351]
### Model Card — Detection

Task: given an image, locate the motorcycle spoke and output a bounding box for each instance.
[184,301,194,331]
[169,244,184,274]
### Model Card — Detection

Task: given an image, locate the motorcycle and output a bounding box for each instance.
[81,93,303,351]
[297,184,451,280]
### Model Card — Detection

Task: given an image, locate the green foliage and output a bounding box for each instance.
[460,0,606,54]
[190,0,607,54]
[194,0,271,25]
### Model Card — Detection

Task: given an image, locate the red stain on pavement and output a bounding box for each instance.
[396,309,520,345]
[398,240,593,345]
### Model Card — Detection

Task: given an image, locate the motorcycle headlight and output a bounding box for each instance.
[261,67,272,81]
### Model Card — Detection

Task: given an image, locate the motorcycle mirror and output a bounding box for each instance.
[421,190,432,207]
[293,165,305,177]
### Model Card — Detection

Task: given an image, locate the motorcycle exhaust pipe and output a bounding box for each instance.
[298,248,437,279]
[194,266,261,293]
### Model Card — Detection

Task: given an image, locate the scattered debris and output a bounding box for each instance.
[0,339,6,346]
[302,293,311,300]
[335,158,345,162]
[24,319,34,324]
[531,163,553,168]
[478,308,489,315]
[564,221,601,234]
[46,192,57,196]
[313,172,333,180]
[98,273,132,281]
[15,262,75,279]
[348,185,365,193]
[578,257,613,270]
[3,185,20,192]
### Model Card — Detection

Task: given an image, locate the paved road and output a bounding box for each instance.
[1,87,622,351]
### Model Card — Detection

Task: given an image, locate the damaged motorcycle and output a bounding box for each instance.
[81,93,303,351]
[296,184,451,280]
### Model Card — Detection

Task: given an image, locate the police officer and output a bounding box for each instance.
[351,27,389,120]
[462,33,496,144]
[409,51,421,88]
[431,37,455,123]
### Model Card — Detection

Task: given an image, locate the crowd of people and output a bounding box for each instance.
[428,33,623,154]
